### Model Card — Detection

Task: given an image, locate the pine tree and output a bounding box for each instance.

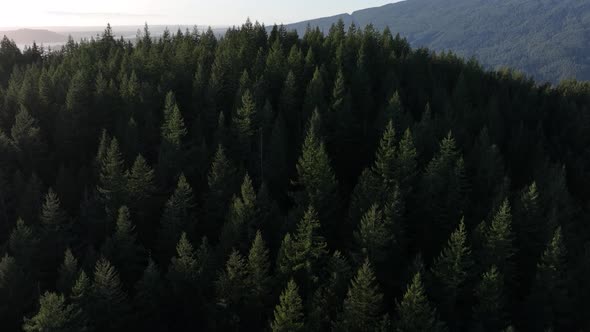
[247,231,271,302]
[396,272,445,332]
[126,154,155,234]
[69,271,91,329]
[473,266,507,332]
[527,227,571,331]
[157,174,195,263]
[277,206,328,287]
[57,248,78,294]
[293,117,339,241]
[91,257,129,331]
[167,233,199,294]
[158,102,187,184]
[39,189,69,286]
[349,168,382,226]
[23,292,77,332]
[334,258,383,332]
[396,128,418,195]
[216,250,248,327]
[233,89,257,163]
[98,138,127,219]
[8,218,37,270]
[354,204,394,266]
[271,280,305,332]
[102,206,144,286]
[205,145,239,237]
[430,218,473,326]
[482,199,515,276]
[220,174,258,254]
[373,120,397,186]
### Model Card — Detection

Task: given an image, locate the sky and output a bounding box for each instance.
[0,0,400,28]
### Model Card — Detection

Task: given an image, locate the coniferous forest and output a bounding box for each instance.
[1,20,590,331]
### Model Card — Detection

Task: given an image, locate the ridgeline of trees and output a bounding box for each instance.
[1,20,590,331]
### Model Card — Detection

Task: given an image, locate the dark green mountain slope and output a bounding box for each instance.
[287,0,590,83]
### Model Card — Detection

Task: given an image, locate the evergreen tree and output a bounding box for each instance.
[90,257,129,331]
[247,230,271,302]
[157,174,195,263]
[219,174,258,254]
[430,218,473,324]
[158,102,187,184]
[396,272,445,332]
[205,145,239,237]
[23,292,77,332]
[8,218,37,271]
[334,258,383,332]
[527,227,571,331]
[98,138,127,219]
[354,204,394,266]
[167,233,199,294]
[102,206,144,286]
[473,266,507,332]
[292,117,339,242]
[233,89,257,164]
[373,120,397,186]
[271,280,305,332]
[277,206,328,288]
[482,199,516,276]
[216,250,248,328]
[57,248,78,294]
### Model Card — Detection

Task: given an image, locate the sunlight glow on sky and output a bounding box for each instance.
[0,0,400,28]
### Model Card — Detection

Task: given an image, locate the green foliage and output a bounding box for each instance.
[334,258,383,332]
[396,272,445,332]
[277,206,328,286]
[90,257,129,330]
[473,266,507,331]
[23,292,78,332]
[271,280,305,332]
[0,19,589,332]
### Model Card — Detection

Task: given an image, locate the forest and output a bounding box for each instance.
[0,19,590,331]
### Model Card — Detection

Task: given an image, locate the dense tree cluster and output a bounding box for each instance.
[1,19,590,331]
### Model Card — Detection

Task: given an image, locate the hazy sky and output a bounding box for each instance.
[1,0,400,28]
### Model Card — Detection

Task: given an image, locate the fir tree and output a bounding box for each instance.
[98,138,127,219]
[158,102,187,184]
[527,227,571,331]
[277,206,328,287]
[430,219,473,327]
[57,248,78,294]
[102,206,144,286]
[373,120,397,187]
[8,218,37,270]
[482,199,516,276]
[396,272,445,332]
[23,292,77,332]
[90,257,129,331]
[293,117,339,241]
[473,266,507,332]
[271,280,305,332]
[157,174,195,263]
[354,204,394,266]
[334,258,383,332]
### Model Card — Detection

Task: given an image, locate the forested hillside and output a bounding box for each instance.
[1,21,590,331]
[288,0,590,83]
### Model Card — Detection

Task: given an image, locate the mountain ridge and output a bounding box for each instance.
[287,0,590,83]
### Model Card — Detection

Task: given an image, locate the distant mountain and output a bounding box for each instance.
[287,0,590,83]
[0,29,68,44]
